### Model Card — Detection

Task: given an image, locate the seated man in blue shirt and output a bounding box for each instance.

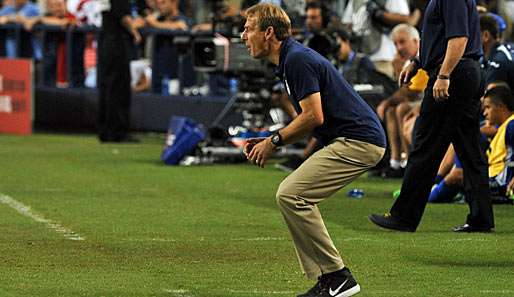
[334,28,375,76]
[480,13,514,92]
[242,3,386,297]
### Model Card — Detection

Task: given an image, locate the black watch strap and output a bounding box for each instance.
[271,131,284,147]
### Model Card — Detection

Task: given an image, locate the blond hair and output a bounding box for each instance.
[245,3,291,41]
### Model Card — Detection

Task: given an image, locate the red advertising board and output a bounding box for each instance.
[0,59,33,135]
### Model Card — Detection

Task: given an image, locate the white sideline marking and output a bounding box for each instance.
[164,289,292,296]
[446,238,491,242]
[229,289,293,295]
[163,289,195,297]
[479,290,514,294]
[233,237,287,241]
[0,193,85,241]
[124,238,177,242]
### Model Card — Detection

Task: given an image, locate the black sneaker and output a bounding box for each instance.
[368,213,416,232]
[297,268,361,297]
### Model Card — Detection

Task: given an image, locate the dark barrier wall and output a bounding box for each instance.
[34,87,242,132]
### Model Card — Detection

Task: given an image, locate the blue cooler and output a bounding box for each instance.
[161,116,205,165]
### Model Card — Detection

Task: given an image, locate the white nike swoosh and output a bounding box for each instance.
[329,279,348,297]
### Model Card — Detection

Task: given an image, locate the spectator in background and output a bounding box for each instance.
[390,24,419,80]
[480,13,514,92]
[97,0,141,143]
[22,0,76,87]
[342,0,419,79]
[141,0,158,18]
[375,24,427,178]
[443,84,514,204]
[145,0,189,31]
[0,0,40,59]
[506,0,514,39]
[83,32,97,88]
[192,0,247,34]
[334,28,375,76]
[130,58,152,92]
[486,85,514,203]
[134,0,158,61]
[304,1,326,34]
[145,0,191,94]
[302,2,333,59]
[67,0,102,27]
[408,0,429,32]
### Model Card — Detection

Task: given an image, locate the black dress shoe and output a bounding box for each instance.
[452,224,492,233]
[369,213,416,232]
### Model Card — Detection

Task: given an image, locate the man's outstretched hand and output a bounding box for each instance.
[245,137,276,168]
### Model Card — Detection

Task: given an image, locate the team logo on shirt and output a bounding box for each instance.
[489,61,500,69]
[284,77,291,96]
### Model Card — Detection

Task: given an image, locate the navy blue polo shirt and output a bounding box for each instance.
[486,43,514,91]
[275,37,386,148]
[420,0,482,70]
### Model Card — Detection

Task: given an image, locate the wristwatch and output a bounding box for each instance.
[271,131,284,147]
[437,74,450,80]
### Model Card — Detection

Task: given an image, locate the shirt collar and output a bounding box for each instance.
[275,36,295,78]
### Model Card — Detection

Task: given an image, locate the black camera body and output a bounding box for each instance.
[192,36,270,75]
[302,30,341,63]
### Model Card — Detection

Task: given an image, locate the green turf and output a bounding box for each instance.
[0,133,513,297]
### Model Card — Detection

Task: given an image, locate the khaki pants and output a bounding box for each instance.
[276,138,385,279]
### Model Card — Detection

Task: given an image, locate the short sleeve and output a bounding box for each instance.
[284,52,321,102]
[442,0,469,39]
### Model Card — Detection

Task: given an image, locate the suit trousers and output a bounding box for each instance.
[276,137,385,279]
[391,59,494,229]
[97,34,132,141]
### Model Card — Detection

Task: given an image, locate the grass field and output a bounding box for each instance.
[1,133,514,297]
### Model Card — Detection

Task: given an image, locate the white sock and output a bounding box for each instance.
[400,159,408,168]
[390,159,401,170]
